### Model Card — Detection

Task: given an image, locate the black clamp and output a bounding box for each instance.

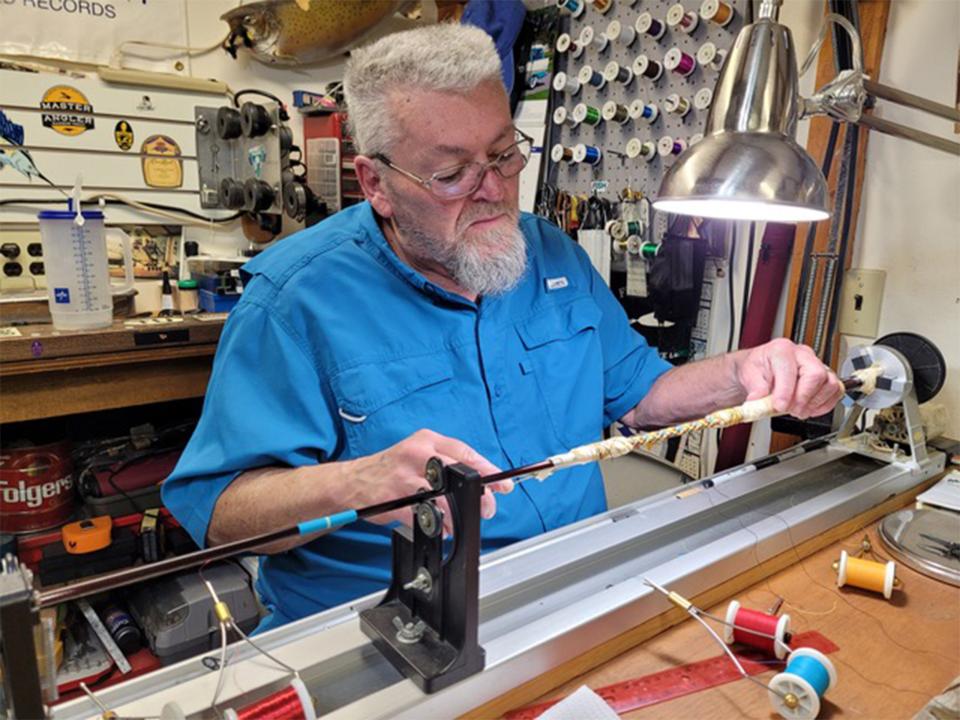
[359,458,485,693]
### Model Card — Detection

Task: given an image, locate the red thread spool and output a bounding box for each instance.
[224,679,315,720]
[723,600,791,659]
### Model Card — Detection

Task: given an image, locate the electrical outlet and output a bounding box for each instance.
[0,229,46,294]
[838,269,886,337]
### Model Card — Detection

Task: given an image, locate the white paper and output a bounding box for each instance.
[536,686,619,720]
[916,469,960,512]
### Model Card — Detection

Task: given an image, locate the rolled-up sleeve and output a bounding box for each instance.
[162,300,339,548]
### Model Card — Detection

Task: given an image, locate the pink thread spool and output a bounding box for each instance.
[724,600,792,659]
[666,3,700,34]
[664,47,697,77]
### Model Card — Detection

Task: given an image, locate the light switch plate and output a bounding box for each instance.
[838,268,886,337]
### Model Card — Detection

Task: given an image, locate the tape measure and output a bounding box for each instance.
[62,515,112,554]
[505,631,838,719]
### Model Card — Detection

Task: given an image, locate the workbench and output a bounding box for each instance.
[0,316,224,423]
[510,514,960,719]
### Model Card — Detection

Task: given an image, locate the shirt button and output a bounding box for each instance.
[494,384,504,398]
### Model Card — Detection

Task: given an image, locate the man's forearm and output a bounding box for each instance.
[207,459,364,554]
[623,351,747,429]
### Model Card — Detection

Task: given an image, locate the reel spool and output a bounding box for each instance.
[768,647,837,720]
[835,550,897,599]
[723,600,791,659]
[841,332,946,410]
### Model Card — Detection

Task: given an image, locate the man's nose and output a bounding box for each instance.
[469,164,507,203]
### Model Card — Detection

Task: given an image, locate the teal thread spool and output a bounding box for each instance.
[767,647,837,720]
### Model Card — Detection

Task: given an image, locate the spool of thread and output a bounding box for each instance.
[633,55,664,81]
[606,19,637,46]
[602,101,631,125]
[723,600,791,659]
[835,549,897,599]
[625,138,656,162]
[697,41,727,71]
[694,87,714,110]
[223,678,316,720]
[579,26,609,52]
[701,0,735,27]
[629,99,659,124]
[658,136,687,157]
[551,144,575,163]
[578,65,607,89]
[591,0,614,14]
[552,71,582,95]
[603,61,634,85]
[624,220,643,236]
[640,241,660,258]
[556,0,585,18]
[768,648,837,720]
[664,47,697,77]
[553,107,579,128]
[573,143,602,165]
[664,93,691,117]
[573,102,602,126]
[555,33,573,54]
[667,3,700,33]
[636,12,666,40]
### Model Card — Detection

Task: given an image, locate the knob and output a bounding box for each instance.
[1,243,20,259]
[216,106,242,140]
[3,262,22,277]
[27,242,43,257]
[29,262,45,275]
[240,102,272,138]
[244,178,275,212]
[219,178,246,209]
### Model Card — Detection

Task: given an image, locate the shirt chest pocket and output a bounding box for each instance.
[516,298,605,447]
[330,355,455,458]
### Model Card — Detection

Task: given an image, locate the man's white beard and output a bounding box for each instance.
[394,204,528,297]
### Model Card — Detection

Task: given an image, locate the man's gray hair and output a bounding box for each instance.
[343,23,504,156]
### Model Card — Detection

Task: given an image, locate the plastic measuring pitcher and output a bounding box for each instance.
[37,209,134,330]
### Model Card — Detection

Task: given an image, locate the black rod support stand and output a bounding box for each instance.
[359,458,485,693]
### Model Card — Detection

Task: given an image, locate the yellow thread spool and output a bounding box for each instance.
[836,550,897,599]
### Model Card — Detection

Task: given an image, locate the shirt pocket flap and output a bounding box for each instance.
[332,355,454,417]
[517,298,602,350]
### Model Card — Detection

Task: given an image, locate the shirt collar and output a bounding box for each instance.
[357,201,477,308]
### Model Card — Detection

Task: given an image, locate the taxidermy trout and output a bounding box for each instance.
[222,0,403,65]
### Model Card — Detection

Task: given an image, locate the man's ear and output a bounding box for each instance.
[355,155,394,219]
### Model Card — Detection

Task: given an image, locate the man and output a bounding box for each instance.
[163,24,844,632]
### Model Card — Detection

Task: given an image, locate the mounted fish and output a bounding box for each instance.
[221,0,433,66]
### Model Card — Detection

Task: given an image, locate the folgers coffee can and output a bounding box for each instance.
[0,442,76,533]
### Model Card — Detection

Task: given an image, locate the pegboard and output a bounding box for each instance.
[547,0,750,210]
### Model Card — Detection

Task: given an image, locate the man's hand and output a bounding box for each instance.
[734,339,845,419]
[346,429,514,536]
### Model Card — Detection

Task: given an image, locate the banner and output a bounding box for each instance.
[0,0,188,70]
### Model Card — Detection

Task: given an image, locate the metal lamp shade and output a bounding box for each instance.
[655,14,830,222]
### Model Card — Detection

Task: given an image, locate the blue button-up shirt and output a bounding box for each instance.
[162,202,670,630]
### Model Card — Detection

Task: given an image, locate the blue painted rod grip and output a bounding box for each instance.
[298,509,359,535]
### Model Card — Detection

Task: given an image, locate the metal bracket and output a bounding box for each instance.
[359,459,485,693]
[1,555,45,719]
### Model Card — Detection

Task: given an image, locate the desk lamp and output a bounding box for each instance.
[654,0,960,223]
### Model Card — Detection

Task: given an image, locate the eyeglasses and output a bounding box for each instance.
[373,130,533,201]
